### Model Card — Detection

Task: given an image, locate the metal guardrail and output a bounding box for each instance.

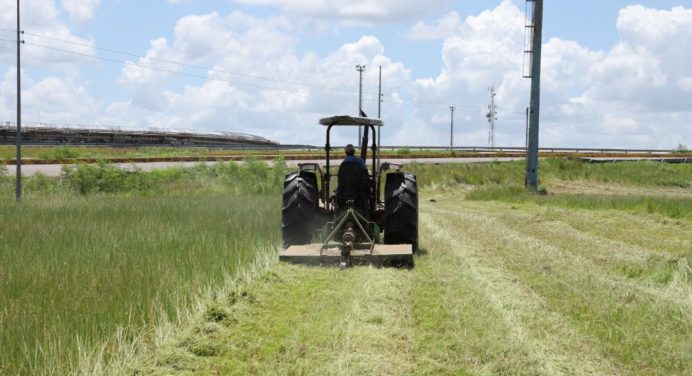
[277,145,679,154]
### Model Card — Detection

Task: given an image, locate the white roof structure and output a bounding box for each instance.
[318,115,383,127]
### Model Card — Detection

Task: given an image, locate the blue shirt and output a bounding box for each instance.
[342,155,368,171]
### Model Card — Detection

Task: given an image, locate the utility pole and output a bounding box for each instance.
[486,86,497,147]
[524,0,543,190]
[525,107,530,151]
[449,106,455,151]
[377,65,382,171]
[356,64,366,142]
[15,0,23,202]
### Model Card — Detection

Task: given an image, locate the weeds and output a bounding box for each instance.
[0,159,286,375]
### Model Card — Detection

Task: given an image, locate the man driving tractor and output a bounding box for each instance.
[341,143,367,171]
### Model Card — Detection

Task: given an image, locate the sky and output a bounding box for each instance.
[0,0,691,148]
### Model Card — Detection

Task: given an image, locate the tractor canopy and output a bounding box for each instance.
[319,115,383,127]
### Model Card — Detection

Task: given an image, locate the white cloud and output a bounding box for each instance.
[234,0,449,24]
[406,1,692,148]
[3,1,691,149]
[60,0,101,23]
[0,0,95,70]
[408,11,462,40]
[0,67,102,124]
[111,26,412,145]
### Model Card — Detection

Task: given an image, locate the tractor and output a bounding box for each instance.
[280,115,418,268]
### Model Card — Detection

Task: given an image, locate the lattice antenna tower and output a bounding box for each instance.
[486,86,497,147]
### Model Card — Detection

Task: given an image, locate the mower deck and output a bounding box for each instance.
[280,243,413,268]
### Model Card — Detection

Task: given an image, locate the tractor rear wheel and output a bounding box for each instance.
[281,171,318,248]
[383,172,419,252]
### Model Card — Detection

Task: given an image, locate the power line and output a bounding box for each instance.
[0,30,475,113]
[0,37,350,98]
[0,27,363,97]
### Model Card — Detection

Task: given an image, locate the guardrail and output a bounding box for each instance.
[279,145,679,154]
[0,138,681,155]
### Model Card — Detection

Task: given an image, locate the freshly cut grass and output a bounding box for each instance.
[0,193,280,375]
[133,265,416,375]
[136,189,691,375]
[424,197,691,374]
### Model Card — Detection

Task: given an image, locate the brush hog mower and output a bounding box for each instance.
[280,115,418,268]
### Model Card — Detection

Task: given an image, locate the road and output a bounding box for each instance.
[5,157,522,177]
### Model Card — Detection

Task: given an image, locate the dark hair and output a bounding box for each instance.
[346,149,355,156]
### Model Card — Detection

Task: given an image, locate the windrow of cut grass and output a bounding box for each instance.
[0,160,286,375]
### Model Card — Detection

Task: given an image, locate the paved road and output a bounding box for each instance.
[5,157,522,177]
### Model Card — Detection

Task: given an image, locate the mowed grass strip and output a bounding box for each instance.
[415,209,618,376]
[135,264,415,375]
[425,195,691,375]
[135,189,690,375]
[0,193,279,375]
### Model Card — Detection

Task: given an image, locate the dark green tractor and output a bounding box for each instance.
[280,115,418,268]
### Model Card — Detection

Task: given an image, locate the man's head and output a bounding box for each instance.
[345,144,355,156]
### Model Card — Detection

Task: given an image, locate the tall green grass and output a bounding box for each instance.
[406,160,691,219]
[407,159,692,188]
[0,159,285,375]
[467,185,692,219]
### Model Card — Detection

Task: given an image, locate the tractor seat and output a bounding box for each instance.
[336,161,369,214]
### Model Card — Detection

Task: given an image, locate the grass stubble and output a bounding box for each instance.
[0,159,690,375]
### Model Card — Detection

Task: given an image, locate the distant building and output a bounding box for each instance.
[0,122,277,148]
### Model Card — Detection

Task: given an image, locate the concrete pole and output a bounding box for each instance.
[525,0,543,190]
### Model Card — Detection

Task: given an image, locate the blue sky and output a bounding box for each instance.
[1,0,691,148]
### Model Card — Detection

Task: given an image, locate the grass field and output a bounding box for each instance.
[133,190,691,375]
[0,161,285,375]
[1,159,690,375]
[132,160,691,376]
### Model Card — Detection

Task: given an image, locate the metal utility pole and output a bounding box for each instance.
[356,64,366,141]
[15,0,23,202]
[524,107,530,151]
[449,106,455,151]
[377,65,382,170]
[486,86,497,147]
[524,0,543,190]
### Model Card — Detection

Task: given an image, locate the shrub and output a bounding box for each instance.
[673,144,690,154]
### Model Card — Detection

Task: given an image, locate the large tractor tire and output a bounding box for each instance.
[281,171,318,248]
[383,172,419,252]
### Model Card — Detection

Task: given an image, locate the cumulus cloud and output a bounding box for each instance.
[0,0,95,70]
[0,67,102,124]
[234,0,449,24]
[60,0,101,23]
[112,21,411,145]
[407,0,692,148]
[3,1,691,149]
[555,5,692,147]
